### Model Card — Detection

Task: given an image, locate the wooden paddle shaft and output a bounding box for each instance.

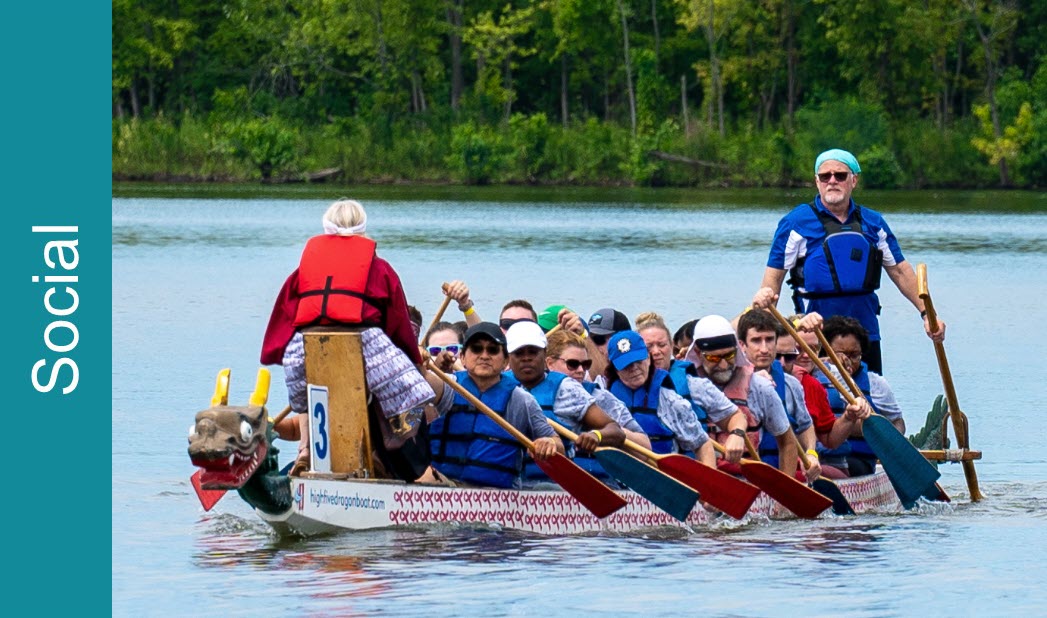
[545,323,563,336]
[427,362,535,449]
[623,437,664,461]
[917,263,984,501]
[272,404,293,426]
[427,295,453,338]
[767,305,858,406]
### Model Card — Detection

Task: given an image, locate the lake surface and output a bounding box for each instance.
[112,187,1046,615]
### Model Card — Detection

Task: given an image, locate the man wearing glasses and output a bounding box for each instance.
[751,148,946,374]
[424,322,563,488]
[684,315,797,476]
[736,309,821,482]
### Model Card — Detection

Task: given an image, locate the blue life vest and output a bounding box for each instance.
[668,360,710,423]
[610,368,677,454]
[521,372,614,482]
[580,381,597,395]
[429,372,524,488]
[815,362,881,461]
[757,360,799,467]
[789,204,883,313]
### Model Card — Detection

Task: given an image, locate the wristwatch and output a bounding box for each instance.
[729,428,746,438]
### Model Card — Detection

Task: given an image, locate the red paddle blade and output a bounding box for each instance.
[191,470,227,511]
[739,461,831,519]
[656,454,761,520]
[536,453,627,518]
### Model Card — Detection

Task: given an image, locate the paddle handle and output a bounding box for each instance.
[427,362,535,449]
[545,323,563,336]
[271,404,293,426]
[426,295,453,338]
[815,328,863,399]
[767,306,858,406]
[546,417,580,441]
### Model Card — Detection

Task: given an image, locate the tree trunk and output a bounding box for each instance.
[705,0,724,137]
[681,75,689,136]
[651,0,660,61]
[561,55,569,128]
[130,80,141,118]
[447,0,463,110]
[616,0,637,136]
[785,0,797,128]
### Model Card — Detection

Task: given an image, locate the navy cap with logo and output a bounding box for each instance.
[463,322,507,349]
[587,308,632,336]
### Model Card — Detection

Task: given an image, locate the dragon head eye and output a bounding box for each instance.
[240,420,253,441]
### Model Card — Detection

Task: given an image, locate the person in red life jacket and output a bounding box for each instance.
[751,148,946,375]
[781,312,871,478]
[683,315,798,476]
[736,309,822,482]
[261,199,426,475]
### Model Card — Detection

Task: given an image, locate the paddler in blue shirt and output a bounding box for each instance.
[504,321,625,484]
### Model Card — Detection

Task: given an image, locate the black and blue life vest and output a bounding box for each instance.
[610,368,677,454]
[789,203,883,313]
[758,360,800,467]
[815,362,881,461]
[668,359,710,424]
[429,372,524,488]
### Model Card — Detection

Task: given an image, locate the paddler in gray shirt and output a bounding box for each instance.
[423,322,562,488]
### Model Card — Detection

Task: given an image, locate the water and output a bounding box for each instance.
[112,189,1047,615]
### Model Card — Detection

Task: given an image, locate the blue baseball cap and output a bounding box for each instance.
[607,330,649,370]
[815,149,861,175]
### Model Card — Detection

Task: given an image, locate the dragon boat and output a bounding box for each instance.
[187,327,977,537]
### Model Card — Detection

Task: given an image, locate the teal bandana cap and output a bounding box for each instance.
[815,149,861,174]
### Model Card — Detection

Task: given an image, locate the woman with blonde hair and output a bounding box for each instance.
[260,199,431,476]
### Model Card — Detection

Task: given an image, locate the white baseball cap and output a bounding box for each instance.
[505,320,547,353]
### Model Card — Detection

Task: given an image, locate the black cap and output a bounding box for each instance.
[463,322,507,349]
[587,308,631,336]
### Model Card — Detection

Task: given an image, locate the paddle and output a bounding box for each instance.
[791,432,855,515]
[917,263,983,501]
[710,437,833,519]
[766,305,941,509]
[545,418,699,522]
[620,438,760,520]
[426,294,453,338]
[427,363,627,518]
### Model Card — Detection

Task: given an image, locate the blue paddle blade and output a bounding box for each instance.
[595,448,699,522]
[864,415,941,509]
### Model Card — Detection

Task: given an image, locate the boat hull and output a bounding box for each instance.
[256,469,901,536]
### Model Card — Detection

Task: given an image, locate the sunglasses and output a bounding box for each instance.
[427,344,462,356]
[776,352,799,362]
[561,358,593,371]
[498,320,531,335]
[468,342,504,356]
[817,171,850,183]
[590,334,609,346]
[833,349,863,362]
[701,349,737,364]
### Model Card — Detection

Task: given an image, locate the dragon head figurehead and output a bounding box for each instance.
[188,404,268,489]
